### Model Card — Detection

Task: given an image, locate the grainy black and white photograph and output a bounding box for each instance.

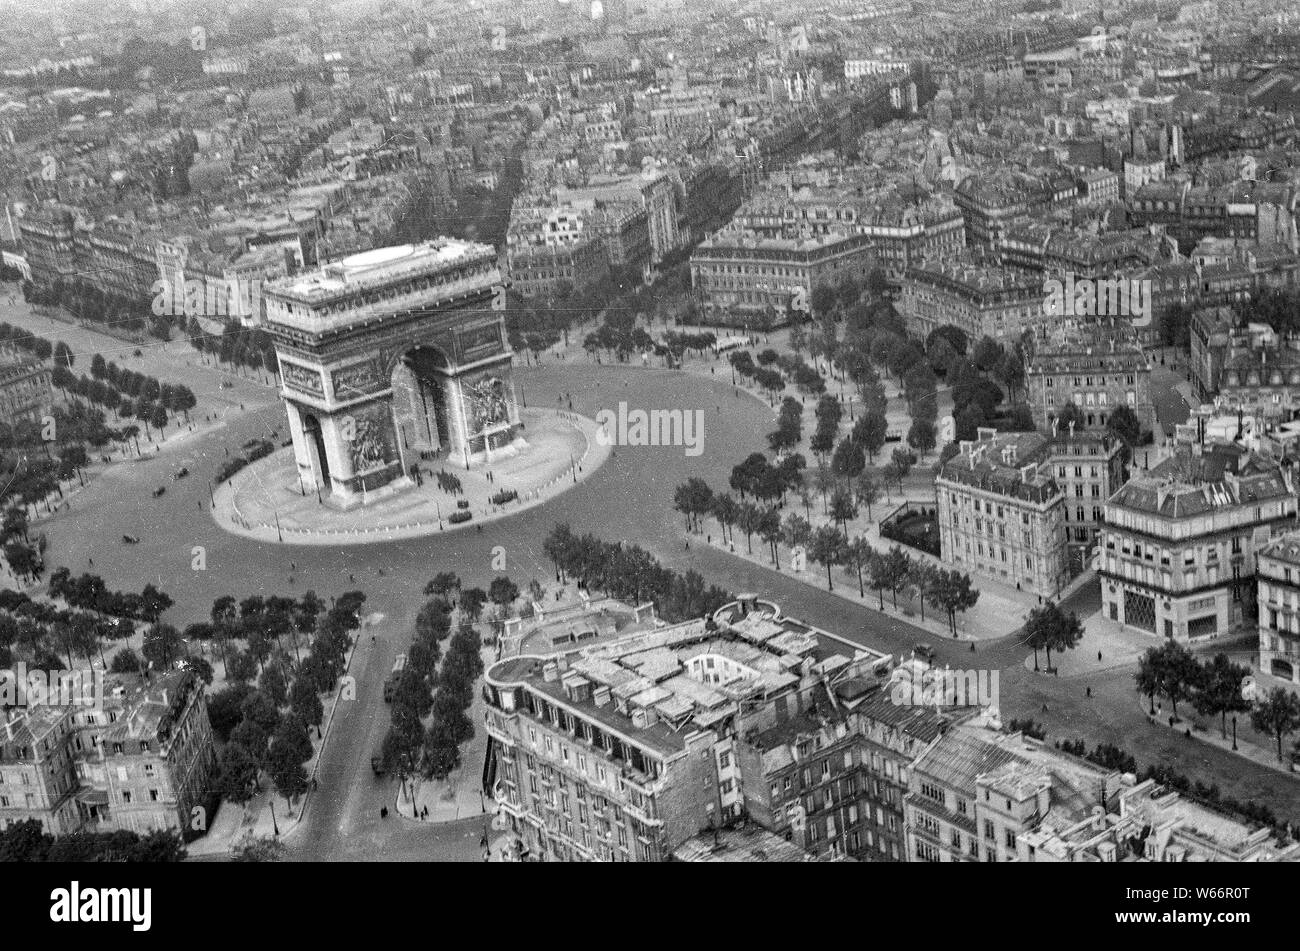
[0,0,1294,927]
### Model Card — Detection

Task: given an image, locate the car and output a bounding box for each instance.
[174,467,189,480]
[913,643,935,661]
[122,534,139,544]
[152,486,166,498]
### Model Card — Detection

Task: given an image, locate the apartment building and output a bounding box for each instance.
[1112,779,1300,861]
[1100,444,1297,641]
[954,170,1076,245]
[1025,330,1154,433]
[482,596,893,862]
[690,229,877,328]
[1045,431,1127,554]
[0,354,52,427]
[906,719,1119,863]
[0,707,80,834]
[0,669,215,836]
[1254,531,1300,685]
[86,670,216,835]
[937,428,1070,600]
[897,260,1046,343]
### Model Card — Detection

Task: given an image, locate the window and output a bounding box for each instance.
[984,819,995,840]
[1005,829,1017,849]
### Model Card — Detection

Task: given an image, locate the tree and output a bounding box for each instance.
[1251,687,1300,762]
[854,471,880,520]
[808,525,846,591]
[736,501,763,555]
[415,598,452,644]
[1193,653,1252,740]
[828,487,858,540]
[711,492,739,545]
[289,676,324,728]
[1024,602,1083,671]
[907,418,936,458]
[830,436,865,482]
[846,536,873,598]
[757,507,783,569]
[487,576,520,617]
[215,744,260,804]
[423,572,461,601]
[458,587,488,621]
[423,717,464,780]
[232,837,286,862]
[0,819,52,862]
[142,623,184,670]
[1106,404,1141,450]
[1156,640,1201,719]
[1135,647,1164,715]
[852,411,888,463]
[782,513,812,554]
[673,477,714,533]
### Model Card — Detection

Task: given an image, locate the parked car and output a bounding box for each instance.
[152,486,166,498]
[371,757,386,777]
[174,467,189,480]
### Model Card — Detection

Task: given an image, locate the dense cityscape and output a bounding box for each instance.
[0,0,1296,897]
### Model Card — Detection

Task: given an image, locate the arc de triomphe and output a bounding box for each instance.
[263,240,524,507]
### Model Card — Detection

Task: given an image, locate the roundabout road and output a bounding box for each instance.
[40,358,1299,855]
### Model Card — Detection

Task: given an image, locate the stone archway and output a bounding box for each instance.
[302,413,331,490]
[392,345,452,461]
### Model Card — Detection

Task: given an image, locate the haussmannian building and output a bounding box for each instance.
[482,595,901,862]
[937,428,1070,600]
[1253,531,1300,685]
[1100,443,1297,641]
[1025,329,1154,434]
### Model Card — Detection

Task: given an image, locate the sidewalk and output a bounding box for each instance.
[1136,695,1300,784]
[211,407,608,545]
[1021,610,1153,676]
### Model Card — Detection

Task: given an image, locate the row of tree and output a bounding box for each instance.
[206,591,367,813]
[543,524,733,622]
[1135,640,1300,763]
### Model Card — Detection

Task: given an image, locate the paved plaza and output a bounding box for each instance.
[211,407,608,544]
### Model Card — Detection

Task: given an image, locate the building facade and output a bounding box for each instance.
[1100,445,1297,641]
[1025,330,1154,433]
[1254,532,1300,685]
[937,428,1070,599]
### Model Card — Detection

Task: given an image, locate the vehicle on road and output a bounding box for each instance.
[152,486,166,498]
[122,534,139,544]
[174,467,189,480]
[913,643,935,661]
[371,757,386,777]
[383,653,407,702]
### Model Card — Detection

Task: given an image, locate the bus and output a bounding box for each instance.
[383,653,407,702]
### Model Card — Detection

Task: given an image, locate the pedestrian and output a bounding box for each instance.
[380,806,388,819]
[1041,703,1048,713]
[88,557,93,566]
[1086,686,1092,698]
[1098,650,1102,662]
[312,777,318,790]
